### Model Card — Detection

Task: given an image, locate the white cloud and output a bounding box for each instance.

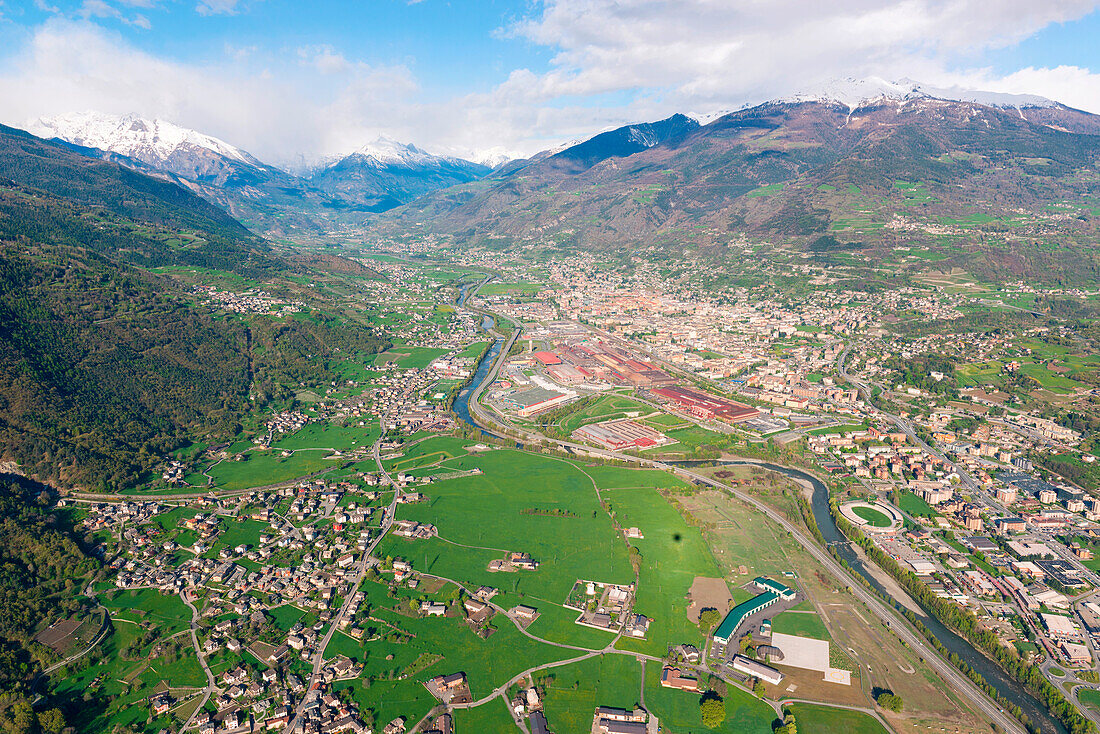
[0,20,418,165]
[195,0,246,16]
[297,45,352,75]
[1,3,1099,167]
[947,65,1100,115]
[77,0,151,28]
[505,0,1100,110]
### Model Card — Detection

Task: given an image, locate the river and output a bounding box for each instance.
[685,459,1063,734]
[447,294,1062,732]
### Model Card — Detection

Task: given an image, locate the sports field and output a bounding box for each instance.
[852,505,892,528]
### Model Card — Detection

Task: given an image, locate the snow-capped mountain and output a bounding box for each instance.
[345,136,443,167]
[781,76,1060,112]
[29,112,269,183]
[309,137,490,208]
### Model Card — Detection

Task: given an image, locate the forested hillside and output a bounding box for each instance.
[0,478,96,709]
[0,129,388,490]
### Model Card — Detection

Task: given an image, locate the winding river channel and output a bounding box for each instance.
[448,293,1063,733]
[694,459,1062,734]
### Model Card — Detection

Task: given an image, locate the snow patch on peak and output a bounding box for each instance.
[784,77,916,110]
[348,136,439,166]
[29,111,257,167]
[782,77,1060,112]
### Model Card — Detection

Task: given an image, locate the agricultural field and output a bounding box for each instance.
[205,450,336,491]
[374,449,635,612]
[374,346,451,369]
[788,703,889,734]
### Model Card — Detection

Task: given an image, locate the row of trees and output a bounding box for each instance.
[830,498,1096,734]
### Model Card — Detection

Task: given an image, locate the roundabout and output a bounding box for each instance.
[839,500,904,533]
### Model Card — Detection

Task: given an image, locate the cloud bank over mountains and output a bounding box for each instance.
[0,0,1098,165]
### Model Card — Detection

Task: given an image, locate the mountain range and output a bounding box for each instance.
[28,112,491,236]
[0,123,388,489]
[376,77,1100,284]
[13,77,1100,284]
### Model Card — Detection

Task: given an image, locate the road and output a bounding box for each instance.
[180,590,217,732]
[837,347,979,491]
[285,406,403,733]
[462,334,1026,734]
[32,607,110,695]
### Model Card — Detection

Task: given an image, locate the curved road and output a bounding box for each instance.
[180,591,217,732]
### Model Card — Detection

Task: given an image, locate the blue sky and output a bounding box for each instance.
[1,0,1099,164]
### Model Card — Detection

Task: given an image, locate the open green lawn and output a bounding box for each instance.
[452,696,518,731]
[577,463,693,492]
[1079,688,1100,713]
[897,490,937,518]
[556,395,653,436]
[770,611,830,640]
[852,506,892,528]
[598,484,724,655]
[540,654,645,733]
[1017,362,1085,393]
[374,449,635,643]
[788,703,888,734]
[382,435,473,472]
[207,450,335,491]
[333,578,574,727]
[268,604,309,632]
[374,347,451,369]
[102,588,191,635]
[650,425,729,452]
[216,518,270,550]
[149,505,198,532]
[272,422,381,451]
[454,341,490,360]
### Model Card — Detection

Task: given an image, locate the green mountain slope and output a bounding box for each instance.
[381,98,1100,283]
[0,129,388,489]
[0,124,278,276]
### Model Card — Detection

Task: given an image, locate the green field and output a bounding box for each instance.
[540,654,645,733]
[852,506,892,528]
[216,518,270,550]
[555,395,653,436]
[1079,688,1100,713]
[207,450,335,491]
[451,697,518,731]
[897,490,936,518]
[601,482,723,656]
[102,588,192,635]
[332,578,575,727]
[272,422,381,452]
[375,450,635,630]
[770,611,830,640]
[382,435,474,472]
[788,703,888,734]
[375,346,451,369]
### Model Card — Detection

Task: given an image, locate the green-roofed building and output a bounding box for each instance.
[753,576,796,601]
[713,591,779,645]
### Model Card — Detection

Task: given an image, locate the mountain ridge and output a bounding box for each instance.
[373,86,1100,284]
